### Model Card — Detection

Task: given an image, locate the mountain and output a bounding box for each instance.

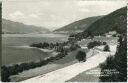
[2,19,50,34]
[54,16,102,34]
[73,7,127,39]
[85,7,127,35]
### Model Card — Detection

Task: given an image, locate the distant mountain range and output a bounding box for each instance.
[2,6,126,35]
[54,16,102,34]
[2,19,50,34]
[71,6,127,39]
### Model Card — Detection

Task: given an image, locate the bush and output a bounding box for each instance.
[30,42,49,48]
[76,51,86,62]
[104,45,110,51]
[1,66,10,82]
[70,44,80,51]
[102,42,107,45]
[87,41,104,49]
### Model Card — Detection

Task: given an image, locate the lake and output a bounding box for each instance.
[2,33,69,66]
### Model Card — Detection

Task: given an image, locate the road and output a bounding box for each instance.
[22,49,113,83]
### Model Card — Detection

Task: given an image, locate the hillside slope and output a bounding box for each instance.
[2,19,50,34]
[72,7,127,39]
[85,7,127,35]
[54,16,102,33]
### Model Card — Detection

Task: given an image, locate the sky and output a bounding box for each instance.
[2,0,126,30]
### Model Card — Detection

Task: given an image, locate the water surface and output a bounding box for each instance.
[2,33,68,65]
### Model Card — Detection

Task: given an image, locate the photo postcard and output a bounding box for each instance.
[1,0,127,82]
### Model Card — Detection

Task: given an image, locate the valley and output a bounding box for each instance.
[1,2,127,82]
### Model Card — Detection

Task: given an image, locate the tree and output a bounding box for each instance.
[70,44,77,51]
[100,34,127,82]
[87,41,103,49]
[76,51,86,62]
[1,66,10,82]
[87,31,94,39]
[113,35,127,81]
[104,45,110,51]
[102,42,107,45]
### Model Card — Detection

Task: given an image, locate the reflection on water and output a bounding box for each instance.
[2,33,68,46]
[2,33,68,38]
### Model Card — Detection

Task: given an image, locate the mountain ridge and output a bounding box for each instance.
[71,6,127,40]
[54,16,102,33]
[85,7,127,35]
[2,19,50,34]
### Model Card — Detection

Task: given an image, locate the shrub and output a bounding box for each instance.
[70,44,80,51]
[104,45,110,51]
[76,51,86,62]
[102,42,107,45]
[87,41,103,49]
[30,42,49,48]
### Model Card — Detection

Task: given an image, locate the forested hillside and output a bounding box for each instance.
[54,16,102,33]
[71,7,127,40]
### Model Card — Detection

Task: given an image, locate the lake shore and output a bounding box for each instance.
[19,45,116,82]
[2,33,68,66]
[10,50,78,82]
[2,45,57,66]
[10,48,92,82]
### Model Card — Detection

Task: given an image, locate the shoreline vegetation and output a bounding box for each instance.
[1,35,114,82]
[10,46,98,82]
[1,39,81,82]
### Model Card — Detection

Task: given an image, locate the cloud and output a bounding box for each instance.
[9,11,25,20]
[50,14,56,18]
[4,0,126,30]
[9,11,42,25]
[29,14,40,19]
[76,1,126,7]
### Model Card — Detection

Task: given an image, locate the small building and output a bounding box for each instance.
[81,46,88,49]
[105,31,117,37]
